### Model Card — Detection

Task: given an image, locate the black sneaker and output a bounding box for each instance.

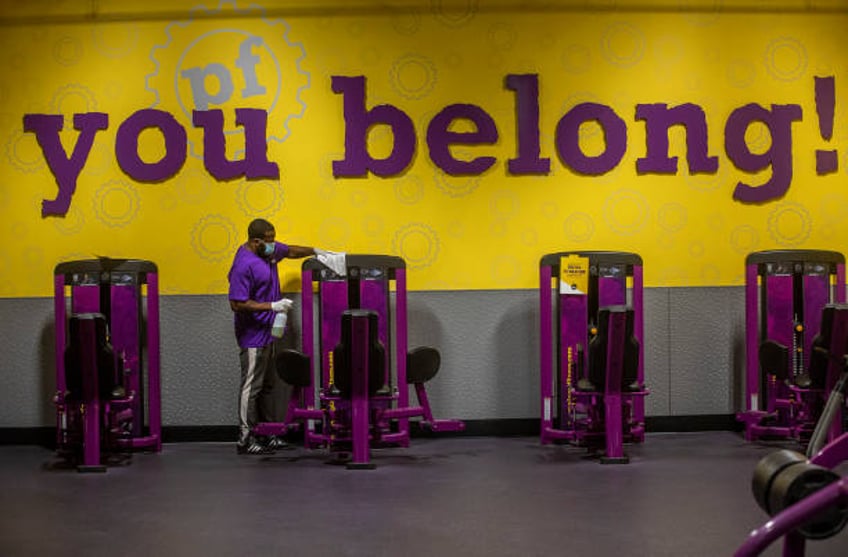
[237,441,275,455]
[266,436,293,450]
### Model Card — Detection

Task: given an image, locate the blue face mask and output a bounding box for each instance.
[262,242,274,257]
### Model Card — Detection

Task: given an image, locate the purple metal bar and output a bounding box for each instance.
[765,275,794,367]
[409,384,465,432]
[77,315,105,473]
[360,279,390,386]
[146,272,161,452]
[54,275,66,396]
[72,284,99,313]
[597,275,626,307]
[802,274,829,372]
[320,281,347,388]
[601,309,628,464]
[395,267,410,439]
[111,284,140,435]
[745,263,760,415]
[539,266,553,443]
[300,269,316,431]
[347,312,374,469]
[837,264,847,303]
[810,432,848,469]
[633,265,645,425]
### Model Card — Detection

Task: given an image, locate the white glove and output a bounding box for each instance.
[271,298,293,312]
[314,247,328,256]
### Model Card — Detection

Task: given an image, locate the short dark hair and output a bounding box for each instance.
[247,218,274,240]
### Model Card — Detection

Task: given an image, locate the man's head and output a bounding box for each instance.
[247,218,275,256]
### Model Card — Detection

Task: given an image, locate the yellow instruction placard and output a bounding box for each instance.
[560,255,589,295]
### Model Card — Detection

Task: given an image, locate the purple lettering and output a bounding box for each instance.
[426,104,497,175]
[555,103,627,175]
[23,112,108,217]
[814,76,838,175]
[332,75,416,177]
[116,109,187,182]
[192,108,279,180]
[505,74,550,175]
[635,103,718,174]
[725,103,802,203]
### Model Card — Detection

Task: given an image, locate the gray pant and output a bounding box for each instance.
[238,345,276,445]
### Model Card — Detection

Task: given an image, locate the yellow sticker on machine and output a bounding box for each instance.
[560,255,589,295]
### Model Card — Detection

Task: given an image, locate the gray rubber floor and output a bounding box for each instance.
[1,432,847,557]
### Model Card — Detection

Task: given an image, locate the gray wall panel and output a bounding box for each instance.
[0,298,55,427]
[0,287,748,428]
[643,289,671,416]
[159,296,239,425]
[668,287,745,415]
[407,291,540,420]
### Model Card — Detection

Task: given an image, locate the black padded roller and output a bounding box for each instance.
[752,449,807,515]
[770,461,846,539]
[751,449,847,539]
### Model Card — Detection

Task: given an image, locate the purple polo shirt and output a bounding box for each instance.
[227,241,290,348]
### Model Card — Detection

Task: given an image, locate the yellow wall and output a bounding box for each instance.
[2,0,848,296]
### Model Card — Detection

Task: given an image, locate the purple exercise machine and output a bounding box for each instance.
[735,304,848,557]
[53,259,162,472]
[539,251,648,464]
[737,250,846,445]
[254,254,464,469]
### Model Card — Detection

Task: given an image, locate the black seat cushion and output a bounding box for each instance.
[407,346,440,384]
[276,349,311,388]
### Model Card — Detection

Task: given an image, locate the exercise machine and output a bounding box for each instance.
[254,254,464,468]
[53,258,161,472]
[735,304,848,557]
[737,250,845,444]
[539,251,648,464]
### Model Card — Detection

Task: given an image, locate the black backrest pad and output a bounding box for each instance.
[333,310,386,397]
[64,313,117,399]
[759,339,790,381]
[588,306,639,390]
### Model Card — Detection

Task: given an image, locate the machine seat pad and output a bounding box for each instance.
[276,349,312,388]
[759,340,790,381]
[406,347,440,384]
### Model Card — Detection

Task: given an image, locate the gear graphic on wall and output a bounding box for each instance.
[144,0,310,160]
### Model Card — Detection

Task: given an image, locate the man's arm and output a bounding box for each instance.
[229,299,273,313]
[286,245,318,258]
[230,298,293,313]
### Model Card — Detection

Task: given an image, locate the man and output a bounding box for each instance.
[228,218,321,455]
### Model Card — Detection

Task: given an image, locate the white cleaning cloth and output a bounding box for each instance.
[317,251,347,276]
